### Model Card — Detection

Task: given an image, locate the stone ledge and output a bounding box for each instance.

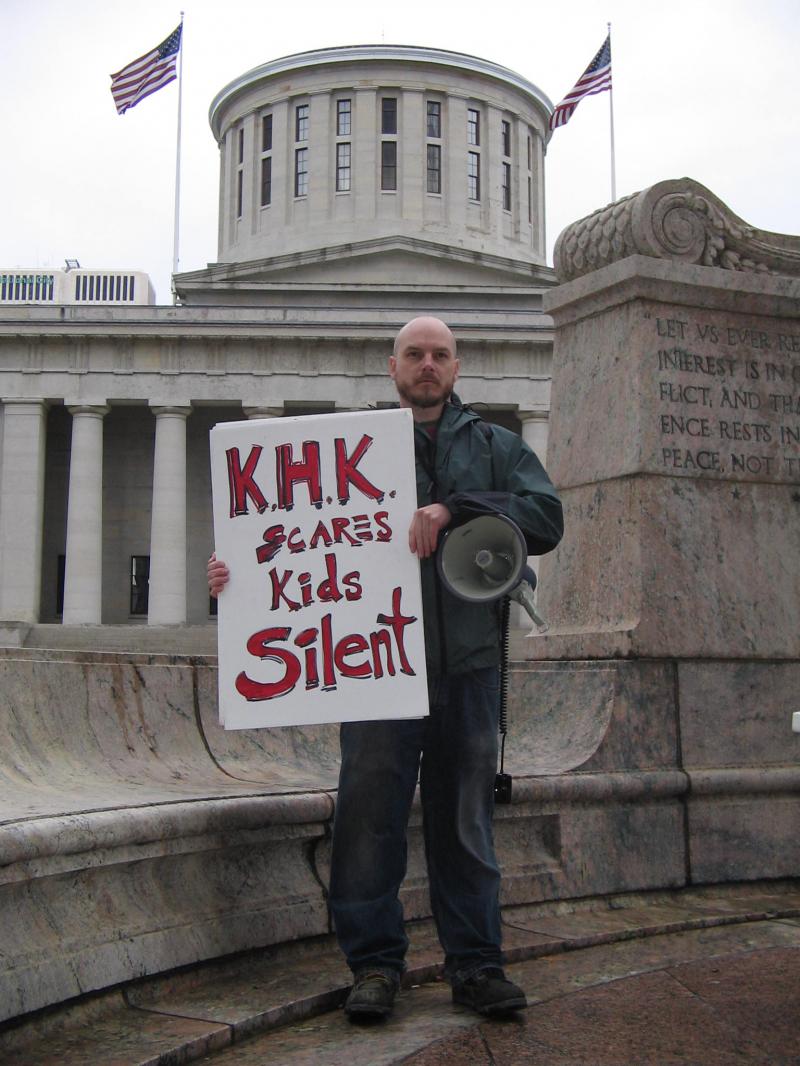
[1,883,797,1066]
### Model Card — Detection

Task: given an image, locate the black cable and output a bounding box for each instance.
[495,596,512,804]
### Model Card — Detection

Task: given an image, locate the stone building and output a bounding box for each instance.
[0,45,556,633]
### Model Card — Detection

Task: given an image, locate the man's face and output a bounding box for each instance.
[389,318,460,413]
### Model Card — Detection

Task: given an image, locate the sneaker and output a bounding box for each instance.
[452,967,527,1016]
[344,969,398,1019]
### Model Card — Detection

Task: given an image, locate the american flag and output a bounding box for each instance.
[550,35,612,131]
[110,24,182,115]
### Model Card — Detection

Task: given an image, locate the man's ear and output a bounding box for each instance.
[388,355,397,378]
[453,358,460,382]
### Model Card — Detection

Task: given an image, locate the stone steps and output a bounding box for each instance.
[1,883,798,1066]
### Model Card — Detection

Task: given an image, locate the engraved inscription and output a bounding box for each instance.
[652,315,800,481]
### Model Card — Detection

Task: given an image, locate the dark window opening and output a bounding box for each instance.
[427,143,441,194]
[130,555,150,616]
[381,97,397,135]
[381,141,397,191]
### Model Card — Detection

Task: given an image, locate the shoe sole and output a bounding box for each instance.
[345,1004,394,1019]
[453,994,527,1016]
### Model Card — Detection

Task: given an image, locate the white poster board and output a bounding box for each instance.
[210,408,429,729]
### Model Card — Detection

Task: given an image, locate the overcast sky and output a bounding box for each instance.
[3,0,798,303]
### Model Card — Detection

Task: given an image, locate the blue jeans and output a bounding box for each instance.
[328,666,502,984]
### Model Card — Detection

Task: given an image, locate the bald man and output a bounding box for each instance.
[209,317,563,1021]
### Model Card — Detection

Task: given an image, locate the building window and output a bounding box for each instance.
[381,140,397,191]
[260,112,273,208]
[502,161,511,211]
[261,156,272,206]
[295,147,308,197]
[235,126,244,219]
[336,142,351,192]
[502,119,511,158]
[467,151,480,201]
[382,97,397,135]
[130,555,150,616]
[527,176,532,223]
[337,98,351,137]
[427,100,441,139]
[467,108,480,146]
[427,143,441,194]
[295,103,309,142]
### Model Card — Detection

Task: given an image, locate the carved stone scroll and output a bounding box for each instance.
[553,177,800,282]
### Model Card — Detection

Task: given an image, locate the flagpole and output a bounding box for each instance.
[608,22,617,202]
[171,12,185,304]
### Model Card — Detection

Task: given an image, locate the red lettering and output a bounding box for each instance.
[321,613,336,689]
[331,516,360,546]
[276,440,322,509]
[317,552,344,604]
[351,514,373,541]
[309,520,333,549]
[334,633,371,678]
[235,589,420,702]
[334,434,384,504]
[295,627,319,689]
[374,511,392,542]
[298,573,313,607]
[376,587,417,676]
[227,446,268,517]
[235,627,300,700]
[287,527,306,553]
[369,629,394,679]
[270,568,301,611]
[256,524,285,564]
[342,570,363,601]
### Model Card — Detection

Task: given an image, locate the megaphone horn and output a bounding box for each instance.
[437,513,546,630]
[437,514,528,603]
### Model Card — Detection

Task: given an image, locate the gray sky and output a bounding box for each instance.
[3,0,798,303]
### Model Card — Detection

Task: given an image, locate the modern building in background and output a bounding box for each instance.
[0,45,556,632]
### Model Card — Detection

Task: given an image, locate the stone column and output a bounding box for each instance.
[518,409,550,615]
[0,399,48,622]
[62,405,109,624]
[148,406,191,625]
[519,408,549,466]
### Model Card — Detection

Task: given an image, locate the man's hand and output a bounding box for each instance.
[208,552,230,598]
[408,503,451,559]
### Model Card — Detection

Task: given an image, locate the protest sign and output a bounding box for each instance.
[210,408,428,729]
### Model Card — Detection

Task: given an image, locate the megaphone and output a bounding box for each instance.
[437,513,547,630]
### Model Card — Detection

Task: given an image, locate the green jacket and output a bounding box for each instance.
[414,397,563,675]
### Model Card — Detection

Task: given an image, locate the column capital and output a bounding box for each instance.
[517,407,549,423]
[2,397,50,410]
[67,404,109,418]
[150,405,192,418]
[244,406,283,419]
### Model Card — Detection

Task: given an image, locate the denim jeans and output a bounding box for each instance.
[328,666,502,983]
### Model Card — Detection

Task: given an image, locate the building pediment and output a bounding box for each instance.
[175,236,555,302]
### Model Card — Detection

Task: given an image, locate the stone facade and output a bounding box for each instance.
[536,178,800,890]
[0,45,557,631]
[206,45,551,281]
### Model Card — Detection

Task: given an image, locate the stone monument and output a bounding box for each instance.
[528,177,800,886]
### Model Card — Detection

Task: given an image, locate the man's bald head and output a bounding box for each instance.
[390,316,460,421]
[393,316,457,359]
